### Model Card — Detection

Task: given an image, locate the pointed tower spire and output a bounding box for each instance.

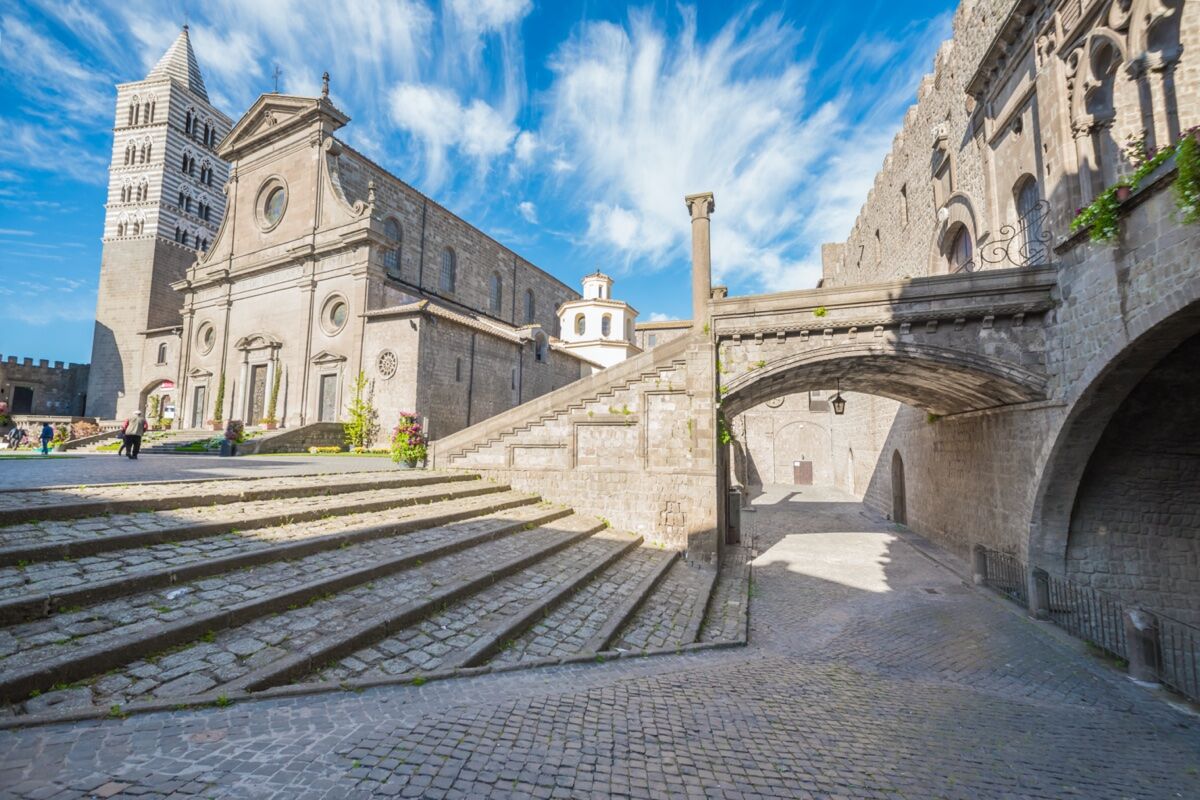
[146,25,209,102]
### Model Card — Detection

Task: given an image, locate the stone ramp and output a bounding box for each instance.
[0,469,748,723]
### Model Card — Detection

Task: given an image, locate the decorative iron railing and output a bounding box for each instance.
[974,545,1200,704]
[958,200,1054,273]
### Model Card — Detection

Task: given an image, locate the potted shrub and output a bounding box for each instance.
[220,419,245,457]
[389,412,427,468]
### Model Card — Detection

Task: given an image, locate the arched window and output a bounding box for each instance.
[143,102,151,123]
[524,289,535,323]
[489,272,503,315]
[574,313,586,336]
[601,314,612,337]
[175,225,181,242]
[156,343,167,365]
[1015,176,1045,265]
[128,102,136,126]
[181,230,189,247]
[116,221,125,237]
[382,218,402,277]
[534,334,546,362]
[185,110,193,135]
[948,226,974,273]
[440,248,456,293]
[149,100,155,122]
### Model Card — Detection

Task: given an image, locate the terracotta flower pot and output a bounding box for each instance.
[1116,185,1133,202]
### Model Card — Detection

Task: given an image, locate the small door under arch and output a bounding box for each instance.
[891,450,907,525]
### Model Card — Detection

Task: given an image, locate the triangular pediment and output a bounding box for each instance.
[235,333,282,351]
[220,94,350,161]
[187,367,213,378]
[310,350,347,365]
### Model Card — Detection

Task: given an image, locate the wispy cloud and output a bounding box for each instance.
[517,201,538,224]
[0,229,34,236]
[538,7,950,291]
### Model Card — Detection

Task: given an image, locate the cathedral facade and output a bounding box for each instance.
[88,29,587,439]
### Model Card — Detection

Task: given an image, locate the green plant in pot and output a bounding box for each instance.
[390,412,427,468]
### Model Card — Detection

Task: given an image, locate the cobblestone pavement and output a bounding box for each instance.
[317,528,639,681]
[0,455,402,493]
[2,485,1199,798]
[0,477,481,549]
[612,558,714,653]
[490,547,671,666]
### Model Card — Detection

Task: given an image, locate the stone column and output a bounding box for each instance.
[685,192,715,330]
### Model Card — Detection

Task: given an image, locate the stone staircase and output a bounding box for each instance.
[0,469,748,721]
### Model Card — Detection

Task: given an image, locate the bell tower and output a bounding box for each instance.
[86,26,232,419]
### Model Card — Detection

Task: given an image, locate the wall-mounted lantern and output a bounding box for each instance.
[831,378,847,416]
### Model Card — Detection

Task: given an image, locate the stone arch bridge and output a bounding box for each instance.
[435,184,1198,636]
[433,264,1061,557]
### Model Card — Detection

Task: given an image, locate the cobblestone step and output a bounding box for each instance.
[489,547,678,666]
[316,528,642,682]
[0,498,562,706]
[226,515,608,694]
[0,489,542,624]
[698,544,752,644]
[66,516,601,706]
[0,469,471,525]
[611,558,718,653]
[0,477,501,566]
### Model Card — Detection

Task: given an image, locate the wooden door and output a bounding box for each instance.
[11,386,32,414]
[792,460,813,485]
[191,386,206,429]
[249,364,268,424]
[891,451,907,524]
[318,374,338,422]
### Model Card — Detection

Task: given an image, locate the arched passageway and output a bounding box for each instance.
[1063,331,1200,626]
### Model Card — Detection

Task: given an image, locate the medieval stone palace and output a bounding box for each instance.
[84,27,597,438]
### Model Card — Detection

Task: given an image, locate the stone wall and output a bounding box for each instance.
[635,321,691,351]
[1064,332,1200,627]
[0,356,90,417]
[432,333,720,557]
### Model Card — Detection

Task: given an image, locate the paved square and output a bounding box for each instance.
[1,483,1195,798]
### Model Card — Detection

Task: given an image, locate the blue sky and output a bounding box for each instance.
[0,0,955,364]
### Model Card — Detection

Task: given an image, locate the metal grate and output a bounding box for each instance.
[1044,572,1127,660]
[1159,614,1200,703]
[983,550,1027,605]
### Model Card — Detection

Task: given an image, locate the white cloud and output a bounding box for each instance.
[648,312,671,322]
[518,201,538,223]
[514,131,538,163]
[539,7,951,292]
[0,229,34,236]
[390,83,518,188]
[445,0,532,34]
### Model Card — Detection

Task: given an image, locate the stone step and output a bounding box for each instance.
[0,499,563,705]
[223,515,609,694]
[490,547,678,666]
[698,544,752,644]
[0,490,543,624]
[73,516,601,707]
[0,477,500,566]
[314,527,642,682]
[0,469,472,525]
[610,558,718,653]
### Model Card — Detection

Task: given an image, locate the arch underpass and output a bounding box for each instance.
[719,341,1047,418]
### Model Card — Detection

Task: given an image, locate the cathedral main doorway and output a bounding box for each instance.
[248,364,268,424]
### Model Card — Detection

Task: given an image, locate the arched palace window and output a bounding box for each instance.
[949,226,973,273]
[440,248,456,293]
[489,272,503,315]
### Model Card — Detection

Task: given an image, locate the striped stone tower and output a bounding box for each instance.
[86,26,232,420]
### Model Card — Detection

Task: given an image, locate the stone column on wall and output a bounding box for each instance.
[686,192,715,330]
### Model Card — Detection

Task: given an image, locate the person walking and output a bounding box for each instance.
[117,418,130,456]
[39,422,54,455]
[125,411,147,460]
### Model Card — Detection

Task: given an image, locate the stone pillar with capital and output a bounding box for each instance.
[685,192,715,330]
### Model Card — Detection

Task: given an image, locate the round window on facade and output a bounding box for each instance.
[257,179,288,230]
[197,323,216,354]
[377,349,398,380]
[321,296,349,335]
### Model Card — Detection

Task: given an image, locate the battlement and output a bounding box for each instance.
[0,355,90,417]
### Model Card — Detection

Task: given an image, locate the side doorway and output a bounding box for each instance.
[891,450,907,525]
